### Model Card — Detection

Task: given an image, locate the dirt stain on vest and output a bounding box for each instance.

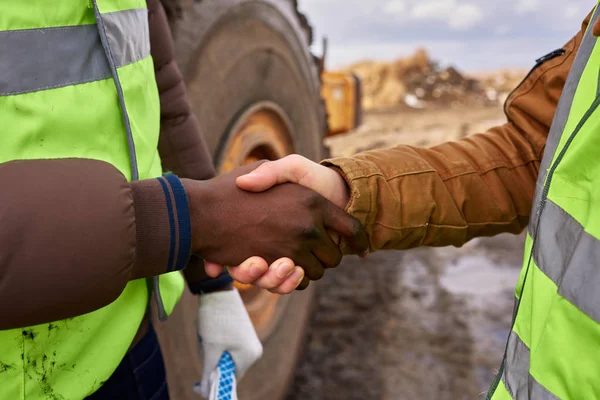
[0,361,16,373]
[22,329,35,340]
[32,354,66,400]
[22,329,66,400]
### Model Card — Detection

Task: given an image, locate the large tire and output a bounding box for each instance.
[154,1,326,399]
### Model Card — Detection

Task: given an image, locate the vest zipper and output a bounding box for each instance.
[486,89,600,399]
[503,48,566,121]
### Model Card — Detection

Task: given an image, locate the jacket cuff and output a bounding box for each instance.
[130,174,192,278]
[321,157,378,253]
[184,255,235,294]
[187,271,234,294]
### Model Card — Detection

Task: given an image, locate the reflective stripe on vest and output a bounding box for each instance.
[0,2,183,399]
[0,9,149,96]
[489,3,600,399]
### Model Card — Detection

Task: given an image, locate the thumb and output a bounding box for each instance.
[236,155,305,192]
[236,161,282,192]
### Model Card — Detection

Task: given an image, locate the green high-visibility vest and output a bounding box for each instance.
[0,1,184,398]
[488,3,600,399]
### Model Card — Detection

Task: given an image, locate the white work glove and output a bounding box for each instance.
[193,288,263,400]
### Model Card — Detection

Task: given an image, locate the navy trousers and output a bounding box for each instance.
[87,323,169,400]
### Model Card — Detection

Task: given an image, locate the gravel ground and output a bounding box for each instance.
[287,105,524,400]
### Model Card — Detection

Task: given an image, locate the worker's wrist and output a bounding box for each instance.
[184,255,235,294]
[188,271,235,294]
[130,174,192,278]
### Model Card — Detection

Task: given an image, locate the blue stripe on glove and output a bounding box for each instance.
[217,352,236,400]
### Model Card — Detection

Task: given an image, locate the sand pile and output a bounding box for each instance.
[470,68,528,105]
[342,49,527,111]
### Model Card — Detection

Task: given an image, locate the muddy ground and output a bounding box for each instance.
[287,105,524,400]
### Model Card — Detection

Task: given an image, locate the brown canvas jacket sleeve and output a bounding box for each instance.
[0,159,191,330]
[323,12,592,253]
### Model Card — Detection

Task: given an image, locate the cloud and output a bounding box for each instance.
[298,0,593,71]
[383,0,406,14]
[410,0,483,31]
[494,25,511,35]
[565,5,581,19]
[449,3,484,30]
[515,0,541,15]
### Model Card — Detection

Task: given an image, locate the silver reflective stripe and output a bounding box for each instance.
[533,199,600,323]
[533,200,583,285]
[529,5,600,237]
[102,9,150,69]
[528,377,560,400]
[0,25,109,96]
[91,1,140,181]
[0,9,149,96]
[503,331,560,399]
[503,331,530,398]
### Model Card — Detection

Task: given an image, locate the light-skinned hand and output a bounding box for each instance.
[236,154,350,209]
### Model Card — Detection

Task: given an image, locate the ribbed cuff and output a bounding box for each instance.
[130,174,192,278]
[187,271,234,294]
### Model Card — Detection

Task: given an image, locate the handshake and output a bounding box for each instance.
[183,154,367,294]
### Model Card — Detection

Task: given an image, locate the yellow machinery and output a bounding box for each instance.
[320,37,363,137]
[322,70,363,136]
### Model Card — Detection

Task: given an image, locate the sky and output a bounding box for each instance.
[298,0,593,72]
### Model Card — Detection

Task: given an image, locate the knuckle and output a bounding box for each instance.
[304,193,323,209]
[287,154,301,164]
[256,276,280,290]
[299,224,321,240]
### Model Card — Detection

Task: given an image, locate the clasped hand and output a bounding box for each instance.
[198,155,365,293]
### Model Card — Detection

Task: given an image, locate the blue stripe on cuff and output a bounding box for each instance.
[188,271,234,295]
[157,177,176,272]
[165,174,192,272]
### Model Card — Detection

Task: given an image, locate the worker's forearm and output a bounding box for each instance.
[324,124,541,251]
[0,158,191,330]
[323,13,586,252]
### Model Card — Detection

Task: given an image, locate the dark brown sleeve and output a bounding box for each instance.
[0,159,190,330]
[323,13,591,252]
[148,0,217,181]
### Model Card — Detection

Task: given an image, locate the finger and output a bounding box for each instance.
[204,261,225,278]
[295,252,326,281]
[253,258,296,290]
[236,155,307,192]
[312,227,343,269]
[226,256,269,284]
[296,276,311,291]
[322,202,370,255]
[269,267,305,295]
